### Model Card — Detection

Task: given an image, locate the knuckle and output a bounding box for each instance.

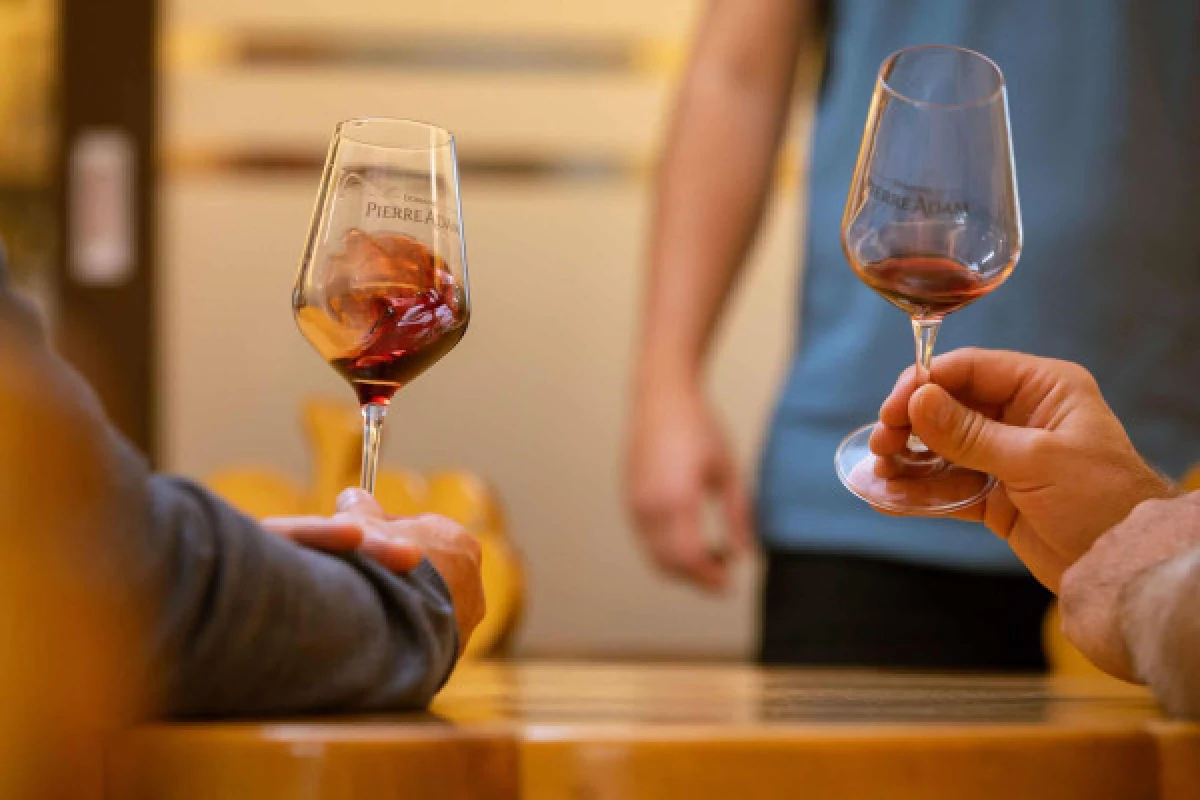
[464,533,483,561]
[362,518,390,538]
[948,346,984,371]
[435,517,479,552]
[1062,361,1099,392]
[957,409,989,456]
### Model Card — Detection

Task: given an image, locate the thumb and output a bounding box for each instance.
[909,384,1030,479]
[359,526,425,574]
[336,487,386,517]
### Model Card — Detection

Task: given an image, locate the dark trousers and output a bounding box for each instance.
[759,552,1054,671]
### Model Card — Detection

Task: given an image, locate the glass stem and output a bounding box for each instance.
[360,402,388,494]
[912,317,942,384]
[908,317,942,454]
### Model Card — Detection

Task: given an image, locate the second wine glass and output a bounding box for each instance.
[293,117,471,494]
[834,45,1022,515]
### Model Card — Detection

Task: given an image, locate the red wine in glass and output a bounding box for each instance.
[298,230,469,406]
[855,254,1015,318]
[293,118,470,495]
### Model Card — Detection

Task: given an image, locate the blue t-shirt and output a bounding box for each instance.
[758,0,1200,572]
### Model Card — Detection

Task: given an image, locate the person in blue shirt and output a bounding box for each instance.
[626,0,1199,668]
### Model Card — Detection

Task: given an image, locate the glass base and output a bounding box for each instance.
[834,423,994,516]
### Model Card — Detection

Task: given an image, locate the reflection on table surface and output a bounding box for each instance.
[108,662,1200,800]
[436,661,1157,725]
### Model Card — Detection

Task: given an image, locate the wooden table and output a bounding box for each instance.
[106,662,1200,800]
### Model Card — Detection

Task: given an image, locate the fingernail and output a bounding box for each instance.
[917,385,954,428]
[336,487,368,511]
[361,530,392,555]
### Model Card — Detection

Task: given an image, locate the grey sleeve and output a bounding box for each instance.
[0,278,459,717]
[143,475,460,717]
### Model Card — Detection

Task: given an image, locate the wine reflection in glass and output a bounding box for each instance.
[294,118,470,494]
[834,45,1022,515]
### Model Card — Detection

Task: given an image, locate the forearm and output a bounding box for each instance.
[639,0,808,389]
[146,476,457,717]
[1121,546,1200,718]
[0,282,458,716]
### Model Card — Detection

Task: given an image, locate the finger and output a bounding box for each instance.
[879,366,920,428]
[869,422,912,456]
[652,504,729,592]
[940,482,1015,526]
[359,526,425,574]
[713,457,755,555]
[924,348,1063,427]
[981,484,1019,540]
[873,453,900,479]
[881,357,1014,431]
[673,545,729,592]
[261,517,365,551]
[336,487,386,518]
[849,458,989,517]
[908,384,1039,478]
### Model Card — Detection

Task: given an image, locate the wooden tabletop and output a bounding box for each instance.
[106,662,1200,800]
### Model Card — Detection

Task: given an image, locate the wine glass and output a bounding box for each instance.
[293,117,470,494]
[834,45,1021,515]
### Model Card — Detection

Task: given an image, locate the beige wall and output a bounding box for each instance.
[161,0,813,657]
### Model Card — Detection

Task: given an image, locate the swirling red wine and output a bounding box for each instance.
[298,230,468,406]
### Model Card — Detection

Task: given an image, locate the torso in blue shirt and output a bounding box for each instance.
[758,0,1200,572]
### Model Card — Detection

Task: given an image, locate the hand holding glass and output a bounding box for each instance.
[835,46,1022,514]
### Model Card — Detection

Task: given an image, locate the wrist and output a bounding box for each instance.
[634,348,703,398]
[1125,463,1179,512]
[1120,548,1200,705]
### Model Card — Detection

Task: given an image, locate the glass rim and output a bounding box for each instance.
[335,116,455,150]
[878,44,1006,111]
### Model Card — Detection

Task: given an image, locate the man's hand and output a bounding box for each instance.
[626,384,753,592]
[262,501,422,574]
[1059,492,1200,680]
[264,489,485,653]
[871,348,1174,592]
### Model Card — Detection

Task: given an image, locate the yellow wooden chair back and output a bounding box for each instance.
[0,340,142,799]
